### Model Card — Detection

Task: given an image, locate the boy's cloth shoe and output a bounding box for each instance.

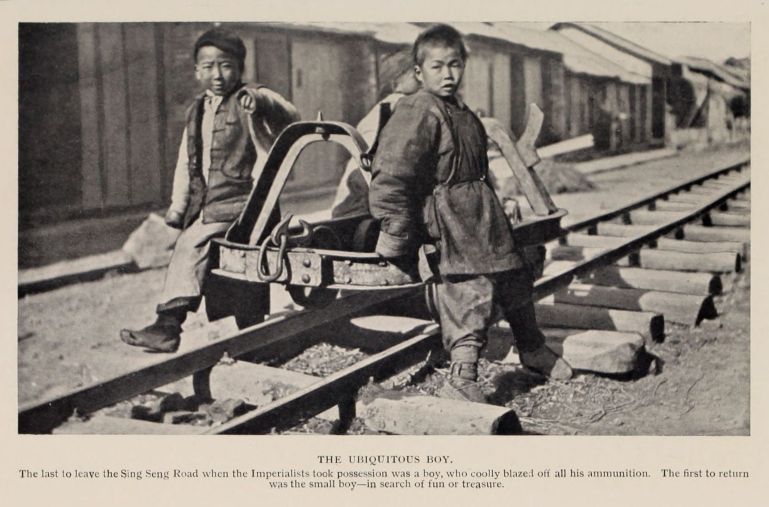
[438,376,487,404]
[519,345,573,380]
[120,314,182,353]
[438,361,487,404]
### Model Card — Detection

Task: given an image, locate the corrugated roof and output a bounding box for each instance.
[454,22,561,54]
[676,55,750,89]
[263,22,420,45]
[551,22,673,66]
[480,22,653,84]
[491,23,647,84]
[549,30,649,84]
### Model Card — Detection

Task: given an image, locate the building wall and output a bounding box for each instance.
[460,40,513,132]
[509,51,546,139]
[556,27,666,142]
[19,24,83,228]
[491,52,513,130]
[76,23,167,213]
[564,73,603,138]
[461,44,494,117]
[541,56,568,143]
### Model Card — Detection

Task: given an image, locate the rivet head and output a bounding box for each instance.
[346,259,353,266]
[379,260,388,267]
[301,274,311,284]
[346,276,353,284]
[302,259,311,268]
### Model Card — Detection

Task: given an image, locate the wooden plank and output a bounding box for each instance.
[534,302,664,343]
[18,249,133,296]
[124,24,163,205]
[631,209,750,228]
[564,233,746,258]
[551,244,740,273]
[360,395,522,435]
[19,288,414,434]
[597,222,657,237]
[655,237,747,258]
[76,23,103,209]
[681,225,750,244]
[98,23,131,207]
[483,117,557,215]
[654,200,698,212]
[553,283,716,326]
[544,263,723,296]
[723,199,751,211]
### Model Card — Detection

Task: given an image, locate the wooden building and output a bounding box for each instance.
[22,22,726,235]
[551,22,672,145]
[468,23,568,145]
[668,56,751,147]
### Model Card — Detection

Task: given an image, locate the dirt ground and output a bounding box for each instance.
[17,144,750,435]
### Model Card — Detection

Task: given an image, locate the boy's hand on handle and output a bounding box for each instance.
[239,92,257,114]
[164,209,184,229]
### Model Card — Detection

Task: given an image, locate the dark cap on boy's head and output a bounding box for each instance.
[412,23,468,65]
[193,28,246,69]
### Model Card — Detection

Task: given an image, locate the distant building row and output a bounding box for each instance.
[19,22,749,228]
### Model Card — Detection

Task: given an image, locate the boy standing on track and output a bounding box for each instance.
[120,28,299,353]
[368,24,572,403]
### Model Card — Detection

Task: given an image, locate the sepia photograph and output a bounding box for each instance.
[16,18,751,438]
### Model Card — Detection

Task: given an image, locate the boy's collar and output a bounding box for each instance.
[449,94,466,109]
[438,93,466,110]
[202,82,246,100]
[420,89,466,110]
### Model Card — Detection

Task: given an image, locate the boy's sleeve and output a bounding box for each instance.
[168,127,191,216]
[250,87,301,138]
[368,102,439,258]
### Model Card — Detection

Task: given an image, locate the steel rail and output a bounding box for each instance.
[18,288,413,434]
[536,175,750,299]
[209,323,442,434]
[565,156,749,233]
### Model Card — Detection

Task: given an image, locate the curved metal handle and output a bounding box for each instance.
[256,233,287,283]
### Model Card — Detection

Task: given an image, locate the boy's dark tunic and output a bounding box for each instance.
[369,90,545,352]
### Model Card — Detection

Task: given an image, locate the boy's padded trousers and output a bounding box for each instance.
[158,218,231,312]
[434,266,545,353]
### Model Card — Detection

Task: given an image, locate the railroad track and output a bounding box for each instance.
[18,157,750,435]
